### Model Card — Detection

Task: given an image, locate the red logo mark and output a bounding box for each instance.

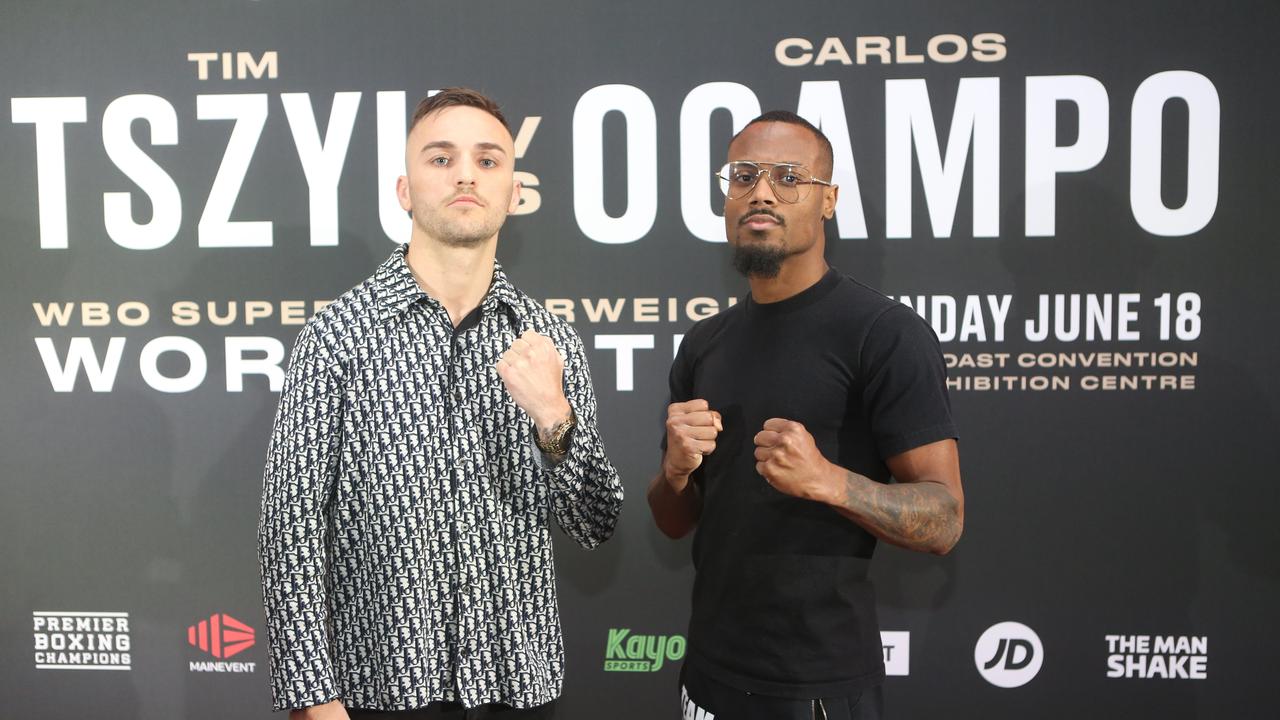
[187,613,254,659]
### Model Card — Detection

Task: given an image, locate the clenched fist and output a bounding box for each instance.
[662,399,722,493]
[496,330,572,432]
[753,418,840,503]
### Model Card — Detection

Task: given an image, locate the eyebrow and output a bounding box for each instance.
[734,159,808,166]
[474,141,508,155]
[418,140,509,156]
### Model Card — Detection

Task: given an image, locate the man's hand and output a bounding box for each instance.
[497,330,572,433]
[755,419,965,555]
[753,418,840,503]
[289,700,349,720]
[662,399,721,493]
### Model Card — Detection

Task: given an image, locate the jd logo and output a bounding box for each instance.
[974,621,1044,688]
[984,638,1034,671]
[604,628,686,672]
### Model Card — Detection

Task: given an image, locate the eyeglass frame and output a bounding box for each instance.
[713,160,835,203]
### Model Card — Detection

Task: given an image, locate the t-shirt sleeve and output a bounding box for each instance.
[860,304,958,460]
[659,325,699,452]
[669,332,696,403]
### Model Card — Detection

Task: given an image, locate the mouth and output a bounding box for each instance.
[448,195,484,207]
[738,211,783,231]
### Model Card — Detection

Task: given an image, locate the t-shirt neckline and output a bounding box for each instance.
[745,267,841,315]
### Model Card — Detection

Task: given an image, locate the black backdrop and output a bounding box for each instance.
[2,1,1277,717]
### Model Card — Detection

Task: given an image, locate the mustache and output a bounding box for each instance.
[737,209,784,226]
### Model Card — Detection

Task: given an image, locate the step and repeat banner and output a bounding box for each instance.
[2,0,1276,717]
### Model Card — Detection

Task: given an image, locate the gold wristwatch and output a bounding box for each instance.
[535,408,577,455]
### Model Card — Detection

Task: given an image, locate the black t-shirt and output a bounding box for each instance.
[666,267,957,698]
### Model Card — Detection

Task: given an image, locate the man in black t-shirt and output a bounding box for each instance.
[648,111,964,720]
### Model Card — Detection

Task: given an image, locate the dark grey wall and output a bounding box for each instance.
[2,1,1277,717]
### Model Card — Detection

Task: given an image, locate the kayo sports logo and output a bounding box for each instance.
[604,628,686,672]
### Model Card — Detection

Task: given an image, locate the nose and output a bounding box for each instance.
[747,171,776,205]
[454,157,476,187]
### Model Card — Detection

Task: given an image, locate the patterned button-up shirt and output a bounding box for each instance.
[258,246,623,711]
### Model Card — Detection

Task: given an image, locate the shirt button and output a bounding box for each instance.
[453,388,464,403]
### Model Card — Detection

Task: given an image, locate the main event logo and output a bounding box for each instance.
[187,612,257,673]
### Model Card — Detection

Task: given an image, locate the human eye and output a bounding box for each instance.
[429,155,450,167]
[775,166,807,186]
[478,157,498,169]
[730,164,757,184]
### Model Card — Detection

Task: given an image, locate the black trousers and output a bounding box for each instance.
[347,699,556,720]
[680,662,884,720]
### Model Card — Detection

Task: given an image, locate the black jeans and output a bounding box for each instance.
[680,662,884,720]
[347,699,557,720]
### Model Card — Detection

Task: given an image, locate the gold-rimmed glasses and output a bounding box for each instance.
[714,161,833,203]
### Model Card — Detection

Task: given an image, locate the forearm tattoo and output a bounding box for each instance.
[835,470,962,554]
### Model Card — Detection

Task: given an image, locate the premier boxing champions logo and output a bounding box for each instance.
[33,611,132,671]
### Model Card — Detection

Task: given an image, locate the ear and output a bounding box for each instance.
[507,176,523,215]
[396,175,412,212]
[822,184,839,220]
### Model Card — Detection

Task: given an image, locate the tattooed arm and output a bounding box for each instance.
[754,420,963,555]
[831,439,963,555]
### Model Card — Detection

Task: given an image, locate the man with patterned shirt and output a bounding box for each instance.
[259,88,623,720]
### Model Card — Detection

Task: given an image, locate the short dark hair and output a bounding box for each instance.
[410,87,509,132]
[731,110,834,178]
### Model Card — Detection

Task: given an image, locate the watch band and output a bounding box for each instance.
[534,408,576,455]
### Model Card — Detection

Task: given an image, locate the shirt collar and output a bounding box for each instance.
[374,244,526,326]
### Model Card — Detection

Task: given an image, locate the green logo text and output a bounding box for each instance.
[603,628,686,672]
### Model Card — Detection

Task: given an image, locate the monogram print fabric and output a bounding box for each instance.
[259,247,623,711]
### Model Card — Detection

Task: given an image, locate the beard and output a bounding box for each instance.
[413,193,510,247]
[731,208,792,278]
[731,242,789,278]
[421,216,501,247]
